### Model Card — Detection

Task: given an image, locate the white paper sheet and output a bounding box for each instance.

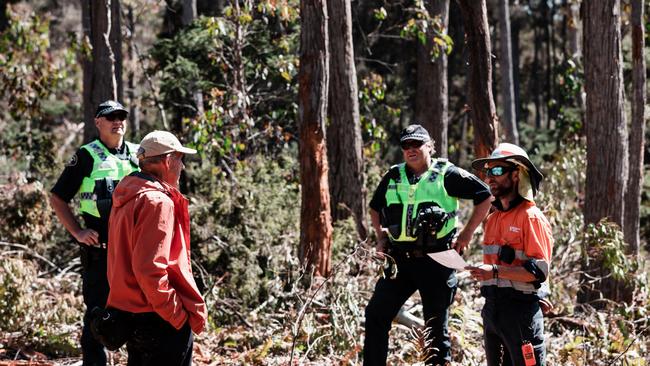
[427,249,468,270]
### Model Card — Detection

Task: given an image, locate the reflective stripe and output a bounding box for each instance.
[481,244,532,260]
[480,278,539,294]
[80,192,95,200]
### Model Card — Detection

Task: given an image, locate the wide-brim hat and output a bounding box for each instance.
[95,100,128,118]
[471,143,544,192]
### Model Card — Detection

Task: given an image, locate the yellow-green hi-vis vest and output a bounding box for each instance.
[384,159,458,242]
[78,140,140,218]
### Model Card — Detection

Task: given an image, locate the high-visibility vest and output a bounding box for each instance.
[384,159,458,243]
[78,139,139,218]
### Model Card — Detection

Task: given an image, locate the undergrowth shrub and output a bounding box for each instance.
[0,256,82,357]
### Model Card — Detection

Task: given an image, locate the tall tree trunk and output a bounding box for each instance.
[579,0,630,304]
[532,21,542,129]
[125,5,140,139]
[416,0,449,157]
[497,0,518,144]
[197,0,225,16]
[298,0,333,278]
[457,0,498,159]
[326,0,367,239]
[183,0,204,125]
[0,0,8,33]
[82,0,123,143]
[625,0,645,254]
[511,3,523,131]
[182,0,196,26]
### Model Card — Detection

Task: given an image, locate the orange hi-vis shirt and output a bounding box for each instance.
[107,173,207,333]
[481,199,553,295]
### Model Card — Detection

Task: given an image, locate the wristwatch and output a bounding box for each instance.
[492,264,499,279]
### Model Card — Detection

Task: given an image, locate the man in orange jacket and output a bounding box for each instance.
[468,143,553,366]
[107,130,207,366]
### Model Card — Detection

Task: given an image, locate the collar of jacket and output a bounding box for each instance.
[492,194,524,212]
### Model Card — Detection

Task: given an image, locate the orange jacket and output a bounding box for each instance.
[106,173,207,333]
[481,199,553,294]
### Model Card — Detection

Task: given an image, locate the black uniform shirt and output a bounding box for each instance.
[51,140,133,243]
[370,162,491,213]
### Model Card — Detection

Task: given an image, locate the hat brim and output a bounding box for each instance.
[399,135,431,143]
[96,107,129,118]
[471,155,544,186]
[177,146,197,155]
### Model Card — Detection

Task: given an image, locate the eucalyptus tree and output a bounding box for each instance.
[457,0,498,159]
[298,0,333,277]
[327,0,367,239]
[416,0,450,157]
[625,0,646,254]
[580,0,630,304]
[82,0,123,142]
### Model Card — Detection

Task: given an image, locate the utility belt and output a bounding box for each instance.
[481,285,539,303]
[389,229,455,259]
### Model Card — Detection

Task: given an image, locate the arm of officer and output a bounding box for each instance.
[453,196,492,253]
[370,208,388,254]
[49,193,99,246]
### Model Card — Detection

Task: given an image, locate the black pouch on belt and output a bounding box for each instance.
[90,306,134,351]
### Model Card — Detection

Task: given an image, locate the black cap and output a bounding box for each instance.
[399,124,431,143]
[95,100,128,118]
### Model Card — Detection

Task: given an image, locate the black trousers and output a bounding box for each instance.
[80,247,109,366]
[363,255,457,366]
[482,295,546,366]
[126,313,193,366]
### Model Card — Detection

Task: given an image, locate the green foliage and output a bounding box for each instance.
[150,4,300,164]
[582,220,636,282]
[187,150,301,324]
[398,0,453,59]
[551,57,584,142]
[0,8,78,179]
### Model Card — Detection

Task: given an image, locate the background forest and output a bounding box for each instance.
[0,0,649,365]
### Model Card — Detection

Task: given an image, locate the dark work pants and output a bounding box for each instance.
[126,313,193,366]
[80,247,109,366]
[482,296,546,366]
[363,255,457,366]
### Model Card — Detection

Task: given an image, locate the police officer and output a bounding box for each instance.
[50,100,139,366]
[468,143,553,366]
[364,124,492,365]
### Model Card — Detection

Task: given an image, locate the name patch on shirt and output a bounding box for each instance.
[509,226,521,233]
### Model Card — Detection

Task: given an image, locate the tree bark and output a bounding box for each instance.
[298,0,333,277]
[583,0,628,228]
[457,0,498,159]
[624,0,645,254]
[326,0,367,239]
[416,0,449,157]
[82,0,123,143]
[497,0,518,144]
[125,5,140,139]
[0,0,8,33]
[579,0,630,305]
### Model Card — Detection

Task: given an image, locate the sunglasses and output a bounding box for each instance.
[401,140,424,150]
[104,112,127,122]
[486,166,515,177]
